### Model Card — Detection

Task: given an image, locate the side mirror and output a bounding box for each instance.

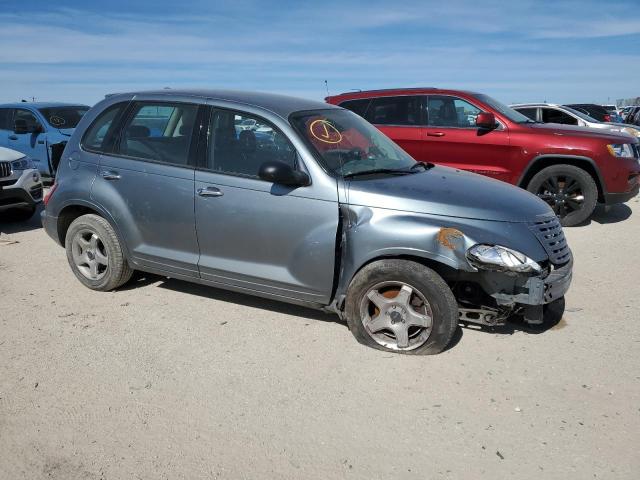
[476,112,497,130]
[14,119,42,134]
[258,161,310,187]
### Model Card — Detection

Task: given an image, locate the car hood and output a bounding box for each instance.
[343,165,552,223]
[0,146,26,162]
[526,123,632,142]
[55,128,75,137]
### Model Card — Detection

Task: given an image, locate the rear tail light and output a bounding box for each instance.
[604,114,611,122]
[43,182,58,206]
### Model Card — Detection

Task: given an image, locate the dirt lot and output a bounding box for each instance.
[1,198,639,480]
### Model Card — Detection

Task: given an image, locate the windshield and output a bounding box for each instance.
[472,94,533,123]
[38,106,89,129]
[290,109,418,177]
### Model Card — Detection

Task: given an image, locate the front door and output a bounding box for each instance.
[421,95,513,182]
[92,100,201,278]
[194,108,339,304]
[7,108,50,175]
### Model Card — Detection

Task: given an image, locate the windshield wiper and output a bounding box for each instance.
[410,161,433,171]
[343,168,416,179]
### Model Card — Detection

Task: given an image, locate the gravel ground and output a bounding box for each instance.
[1,198,639,480]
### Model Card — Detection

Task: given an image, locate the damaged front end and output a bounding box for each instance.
[444,215,572,326]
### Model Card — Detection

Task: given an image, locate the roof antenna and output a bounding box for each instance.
[324,80,330,97]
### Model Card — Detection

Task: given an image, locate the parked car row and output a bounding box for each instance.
[3,87,638,355]
[39,89,573,355]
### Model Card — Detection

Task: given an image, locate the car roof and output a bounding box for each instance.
[113,89,339,119]
[0,102,89,109]
[325,87,482,101]
[510,103,561,108]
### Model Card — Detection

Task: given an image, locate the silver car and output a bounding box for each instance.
[42,90,572,355]
[0,146,43,220]
[510,103,640,139]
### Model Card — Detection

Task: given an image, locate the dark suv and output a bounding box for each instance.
[327,88,640,226]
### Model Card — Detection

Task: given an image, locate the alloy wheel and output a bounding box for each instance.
[359,281,433,351]
[71,229,109,280]
[535,174,585,217]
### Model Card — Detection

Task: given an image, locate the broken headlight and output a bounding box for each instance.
[466,244,542,275]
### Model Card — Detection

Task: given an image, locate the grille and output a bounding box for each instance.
[528,216,571,265]
[30,185,43,200]
[0,161,11,178]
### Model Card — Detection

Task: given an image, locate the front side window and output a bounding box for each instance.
[366,96,421,126]
[14,109,40,131]
[426,96,481,128]
[207,109,296,178]
[82,102,127,153]
[542,108,577,125]
[290,109,417,177]
[38,106,89,129]
[118,102,198,165]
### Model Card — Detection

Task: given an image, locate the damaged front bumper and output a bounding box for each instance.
[486,255,573,324]
[491,255,573,306]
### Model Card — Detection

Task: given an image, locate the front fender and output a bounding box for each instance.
[333,204,548,302]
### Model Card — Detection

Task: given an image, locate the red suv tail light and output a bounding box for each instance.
[43,183,58,206]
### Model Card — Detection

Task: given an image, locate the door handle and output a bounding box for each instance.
[101,171,121,180]
[8,135,18,140]
[197,187,223,197]
[427,132,446,137]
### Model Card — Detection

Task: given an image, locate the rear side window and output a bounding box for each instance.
[207,109,296,178]
[542,108,577,125]
[516,108,538,121]
[366,96,422,126]
[0,109,12,130]
[82,102,127,153]
[339,99,371,118]
[118,102,198,166]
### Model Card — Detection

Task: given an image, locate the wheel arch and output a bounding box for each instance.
[517,155,605,202]
[56,201,131,260]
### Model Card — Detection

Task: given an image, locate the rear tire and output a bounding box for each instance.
[345,259,459,355]
[527,164,597,227]
[65,214,133,291]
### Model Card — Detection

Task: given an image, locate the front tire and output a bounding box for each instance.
[527,164,598,227]
[345,259,459,355]
[65,214,133,291]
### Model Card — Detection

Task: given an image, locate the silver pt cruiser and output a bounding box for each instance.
[42,90,572,354]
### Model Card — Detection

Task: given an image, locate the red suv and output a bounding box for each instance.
[326,88,640,226]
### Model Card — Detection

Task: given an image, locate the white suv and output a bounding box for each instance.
[0,146,43,221]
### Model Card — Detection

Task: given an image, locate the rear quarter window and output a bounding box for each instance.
[81,102,128,153]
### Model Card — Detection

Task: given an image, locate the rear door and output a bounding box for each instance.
[91,100,201,278]
[194,106,339,304]
[421,95,513,182]
[7,108,50,174]
[362,96,424,161]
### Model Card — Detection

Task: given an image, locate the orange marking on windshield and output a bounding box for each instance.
[309,119,342,144]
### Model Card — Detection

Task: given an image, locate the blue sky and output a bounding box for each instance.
[1,0,639,106]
